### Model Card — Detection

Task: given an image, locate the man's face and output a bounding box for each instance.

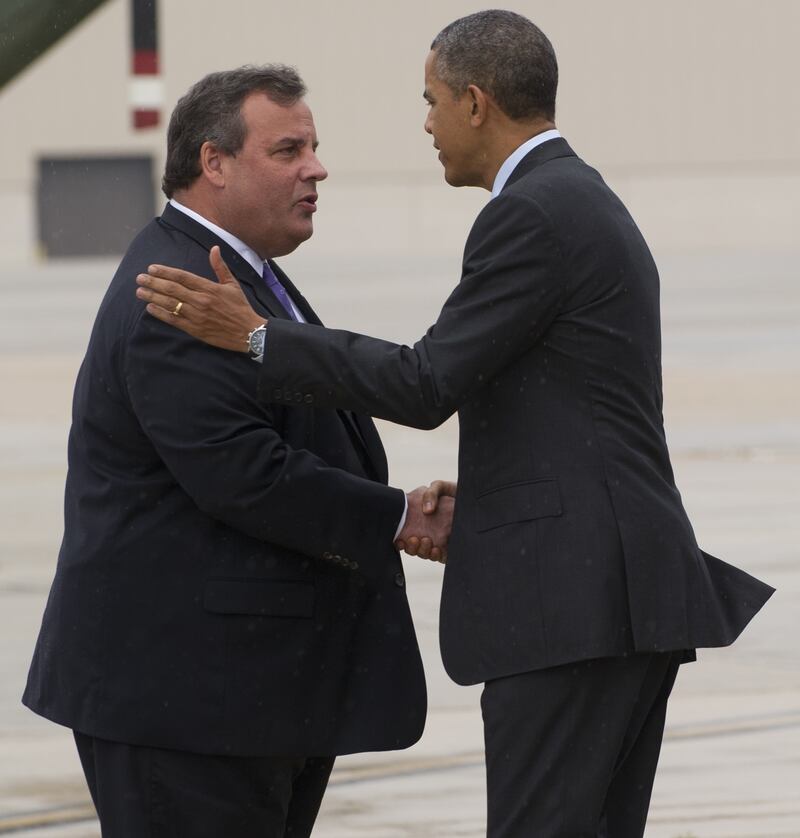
[218,93,327,258]
[423,51,481,188]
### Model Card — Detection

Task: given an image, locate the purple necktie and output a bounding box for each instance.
[262,262,298,321]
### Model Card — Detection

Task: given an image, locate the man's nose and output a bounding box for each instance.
[305,153,328,182]
[424,113,433,135]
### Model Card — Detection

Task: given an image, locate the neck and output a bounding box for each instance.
[172,190,269,259]
[171,188,221,227]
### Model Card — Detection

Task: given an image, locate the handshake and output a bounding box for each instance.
[394,480,456,564]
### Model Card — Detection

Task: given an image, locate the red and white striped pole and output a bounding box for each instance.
[130,0,161,129]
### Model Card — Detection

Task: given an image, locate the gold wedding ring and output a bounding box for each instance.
[172,301,183,317]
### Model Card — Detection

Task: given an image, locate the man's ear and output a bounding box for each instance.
[466,85,489,127]
[199,141,225,187]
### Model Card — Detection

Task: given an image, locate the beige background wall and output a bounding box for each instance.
[0,0,798,264]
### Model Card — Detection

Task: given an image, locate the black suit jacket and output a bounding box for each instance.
[23,203,426,755]
[253,139,774,685]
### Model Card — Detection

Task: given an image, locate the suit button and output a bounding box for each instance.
[350,561,359,571]
[283,390,292,401]
[273,389,283,400]
[304,394,314,404]
[322,551,332,560]
[394,572,405,588]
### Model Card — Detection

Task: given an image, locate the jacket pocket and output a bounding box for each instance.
[203,578,315,618]
[475,478,562,532]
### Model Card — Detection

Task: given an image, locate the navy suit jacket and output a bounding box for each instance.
[24,203,427,755]
[252,139,774,685]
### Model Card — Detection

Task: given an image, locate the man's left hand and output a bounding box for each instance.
[136,246,263,351]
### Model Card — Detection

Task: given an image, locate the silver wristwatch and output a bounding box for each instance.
[246,323,267,359]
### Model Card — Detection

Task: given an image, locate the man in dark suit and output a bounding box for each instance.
[136,14,774,837]
[23,65,452,837]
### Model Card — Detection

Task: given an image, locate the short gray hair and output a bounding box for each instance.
[431,10,558,121]
[162,65,306,198]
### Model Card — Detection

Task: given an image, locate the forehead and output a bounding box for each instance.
[424,51,451,97]
[424,50,439,85]
[240,93,316,141]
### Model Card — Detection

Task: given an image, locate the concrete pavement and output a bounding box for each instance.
[0,246,797,836]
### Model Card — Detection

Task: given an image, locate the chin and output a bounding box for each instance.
[443,168,468,188]
[273,227,314,257]
[443,163,481,189]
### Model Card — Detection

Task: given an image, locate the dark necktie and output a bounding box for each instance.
[261,261,371,469]
[262,262,298,321]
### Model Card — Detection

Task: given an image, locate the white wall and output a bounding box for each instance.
[0,0,798,265]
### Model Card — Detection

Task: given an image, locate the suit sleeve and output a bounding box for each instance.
[124,305,405,581]
[257,191,566,429]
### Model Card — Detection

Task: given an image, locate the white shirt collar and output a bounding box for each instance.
[168,198,306,323]
[491,129,562,198]
[168,198,264,278]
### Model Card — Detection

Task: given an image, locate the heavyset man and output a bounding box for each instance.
[24,66,453,837]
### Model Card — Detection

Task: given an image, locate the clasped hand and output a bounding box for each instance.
[395,481,457,564]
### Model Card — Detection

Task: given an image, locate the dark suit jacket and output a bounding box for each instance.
[23,203,426,756]
[253,139,774,686]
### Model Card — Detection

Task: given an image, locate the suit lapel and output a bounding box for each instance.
[270,261,386,478]
[159,205,385,479]
[349,414,389,482]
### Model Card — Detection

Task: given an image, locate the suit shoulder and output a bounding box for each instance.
[467,185,556,248]
[503,155,635,238]
[94,217,204,335]
[505,154,604,201]
[116,216,205,277]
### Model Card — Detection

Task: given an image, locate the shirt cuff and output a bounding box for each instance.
[393,494,408,541]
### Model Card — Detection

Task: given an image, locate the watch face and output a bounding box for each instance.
[249,327,266,356]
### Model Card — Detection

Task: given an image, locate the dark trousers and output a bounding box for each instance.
[481,651,682,838]
[74,732,334,838]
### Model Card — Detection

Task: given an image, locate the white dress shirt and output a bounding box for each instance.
[491,129,562,198]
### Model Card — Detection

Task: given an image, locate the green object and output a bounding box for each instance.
[0,0,111,90]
